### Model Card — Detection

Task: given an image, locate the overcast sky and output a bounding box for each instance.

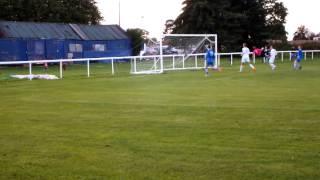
[96,0,320,40]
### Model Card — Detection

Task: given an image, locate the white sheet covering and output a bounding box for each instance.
[11,74,59,80]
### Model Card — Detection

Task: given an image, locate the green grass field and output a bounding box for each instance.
[0,59,320,179]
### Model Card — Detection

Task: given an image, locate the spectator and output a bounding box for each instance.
[253,46,262,57]
[263,45,270,63]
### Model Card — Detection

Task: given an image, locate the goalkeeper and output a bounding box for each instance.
[205,45,218,76]
[294,45,303,70]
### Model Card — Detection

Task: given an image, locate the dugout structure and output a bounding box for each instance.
[0,21,131,62]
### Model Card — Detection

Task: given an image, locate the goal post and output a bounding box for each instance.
[161,34,218,71]
[131,34,218,74]
[131,37,163,74]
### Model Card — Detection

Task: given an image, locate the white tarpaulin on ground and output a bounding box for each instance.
[11,74,59,80]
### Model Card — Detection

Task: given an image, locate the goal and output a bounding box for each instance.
[131,34,218,74]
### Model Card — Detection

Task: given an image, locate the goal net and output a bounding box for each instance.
[130,38,162,74]
[131,34,218,75]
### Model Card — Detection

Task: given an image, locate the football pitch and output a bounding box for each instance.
[0,59,320,179]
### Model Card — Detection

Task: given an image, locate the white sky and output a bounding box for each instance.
[96,0,320,40]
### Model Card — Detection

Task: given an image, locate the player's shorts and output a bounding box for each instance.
[206,61,214,67]
[269,57,275,64]
[241,56,250,63]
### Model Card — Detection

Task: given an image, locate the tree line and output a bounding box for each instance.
[0,0,102,24]
[165,0,288,51]
[293,25,320,41]
[3,0,313,54]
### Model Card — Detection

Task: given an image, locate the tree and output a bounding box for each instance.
[172,0,287,51]
[293,25,311,41]
[126,28,146,56]
[263,0,288,40]
[308,32,316,40]
[164,19,176,34]
[0,0,103,24]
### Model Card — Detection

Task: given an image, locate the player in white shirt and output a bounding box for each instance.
[269,45,277,71]
[240,43,256,72]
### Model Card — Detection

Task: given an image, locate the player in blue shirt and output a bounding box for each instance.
[290,46,297,60]
[205,46,218,76]
[294,45,303,70]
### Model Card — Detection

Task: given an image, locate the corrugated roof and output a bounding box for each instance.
[71,24,128,40]
[0,21,129,41]
[0,21,81,40]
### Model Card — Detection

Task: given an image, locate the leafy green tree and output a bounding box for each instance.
[126,28,146,56]
[172,0,287,51]
[0,0,102,24]
[263,0,288,41]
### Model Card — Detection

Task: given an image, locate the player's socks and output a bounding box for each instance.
[240,65,243,72]
[249,64,256,72]
[294,62,298,70]
[205,68,209,76]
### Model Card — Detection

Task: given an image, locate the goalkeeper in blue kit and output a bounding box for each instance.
[205,46,219,76]
[294,45,303,70]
